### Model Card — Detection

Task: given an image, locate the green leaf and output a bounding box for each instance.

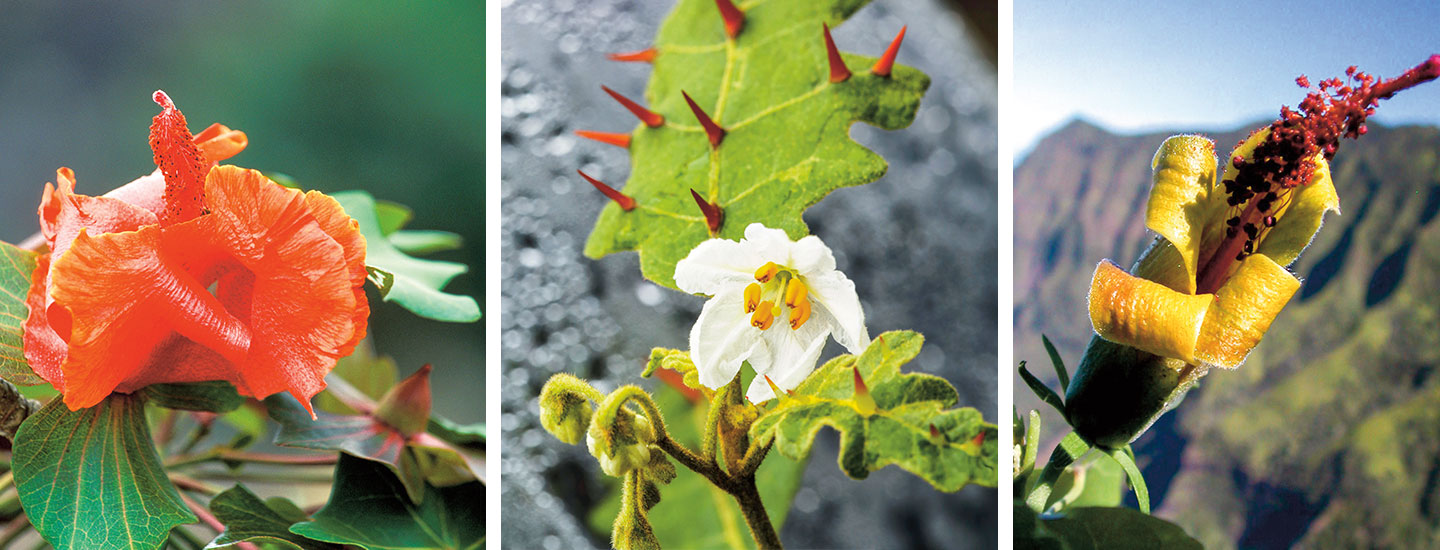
[331,191,480,323]
[1043,334,1070,394]
[428,415,485,447]
[207,484,339,550]
[0,241,42,385]
[1019,361,1066,419]
[290,454,484,550]
[1107,446,1150,514]
[1047,455,1125,511]
[1025,432,1092,513]
[590,382,806,549]
[373,200,414,235]
[389,230,463,255]
[265,393,407,466]
[13,394,196,550]
[315,343,399,416]
[749,331,998,491]
[583,0,930,289]
[641,348,704,393]
[142,381,244,412]
[1015,503,1203,550]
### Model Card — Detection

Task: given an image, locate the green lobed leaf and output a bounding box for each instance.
[590,381,806,549]
[389,230,463,255]
[290,453,484,550]
[1014,503,1202,550]
[331,191,480,323]
[142,381,245,412]
[265,393,407,467]
[749,330,998,491]
[373,200,414,235]
[641,348,704,393]
[315,343,399,416]
[13,394,196,550]
[0,241,43,385]
[583,0,930,289]
[428,415,485,447]
[206,484,339,550]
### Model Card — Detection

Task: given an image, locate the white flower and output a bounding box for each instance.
[674,223,869,402]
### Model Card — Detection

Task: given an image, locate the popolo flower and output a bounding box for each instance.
[674,223,868,402]
[23,91,368,411]
[1066,57,1440,446]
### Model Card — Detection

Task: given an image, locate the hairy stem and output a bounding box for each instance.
[731,473,782,549]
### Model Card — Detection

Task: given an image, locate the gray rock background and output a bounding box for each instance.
[500,0,997,548]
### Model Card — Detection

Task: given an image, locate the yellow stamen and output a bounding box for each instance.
[784,278,808,308]
[754,262,779,283]
[751,300,776,330]
[743,283,762,313]
[788,299,811,330]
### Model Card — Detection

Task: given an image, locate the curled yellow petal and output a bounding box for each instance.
[1089,260,1214,363]
[1255,157,1340,267]
[1194,254,1300,369]
[1145,135,1219,294]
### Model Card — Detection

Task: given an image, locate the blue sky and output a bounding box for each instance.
[1014,0,1440,161]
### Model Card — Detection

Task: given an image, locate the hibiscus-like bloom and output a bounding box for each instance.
[23,91,368,411]
[1067,58,1440,446]
[674,223,868,402]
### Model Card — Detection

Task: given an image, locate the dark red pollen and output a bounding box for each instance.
[149,90,209,226]
[1195,55,1440,294]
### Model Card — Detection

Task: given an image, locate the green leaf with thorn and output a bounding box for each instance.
[749,331,998,491]
[579,0,928,289]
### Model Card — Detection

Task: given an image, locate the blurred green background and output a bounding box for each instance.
[0,1,484,422]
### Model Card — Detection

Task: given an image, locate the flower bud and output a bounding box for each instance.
[538,376,595,445]
[587,413,656,477]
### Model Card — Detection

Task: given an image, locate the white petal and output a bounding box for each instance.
[742,223,795,265]
[747,314,828,402]
[802,271,869,353]
[675,237,765,295]
[787,234,837,274]
[689,288,766,389]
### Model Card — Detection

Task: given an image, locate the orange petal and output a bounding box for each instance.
[22,253,66,390]
[192,123,248,164]
[302,190,370,358]
[1194,254,1300,369]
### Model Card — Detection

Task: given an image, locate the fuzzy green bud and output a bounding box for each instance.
[539,375,597,445]
[1064,335,1204,448]
[587,413,656,477]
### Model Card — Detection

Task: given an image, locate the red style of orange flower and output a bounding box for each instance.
[23,91,368,412]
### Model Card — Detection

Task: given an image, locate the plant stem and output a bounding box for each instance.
[168,449,338,469]
[0,513,30,549]
[730,473,782,549]
[180,492,261,550]
[0,380,40,443]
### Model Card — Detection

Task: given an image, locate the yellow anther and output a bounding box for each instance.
[788,299,812,330]
[743,283,762,313]
[784,278,808,308]
[754,262,779,283]
[751,301,776,330]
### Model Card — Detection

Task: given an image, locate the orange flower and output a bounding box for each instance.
[23,91,368,411]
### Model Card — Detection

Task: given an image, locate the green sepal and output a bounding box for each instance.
[749,331,998,491]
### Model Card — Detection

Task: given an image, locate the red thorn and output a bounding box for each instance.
[575,130,631,149]
[601,85,664,128]
[969,430,987,447]
[822,23,850,83]
[689,189,723,235]
[871,25,906,77]
[607,47,657,63]
[852,366,870,395]
[715,0,744,39]
[681,91,726,148]
[577,170,636,211]
[929,423,940,439]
